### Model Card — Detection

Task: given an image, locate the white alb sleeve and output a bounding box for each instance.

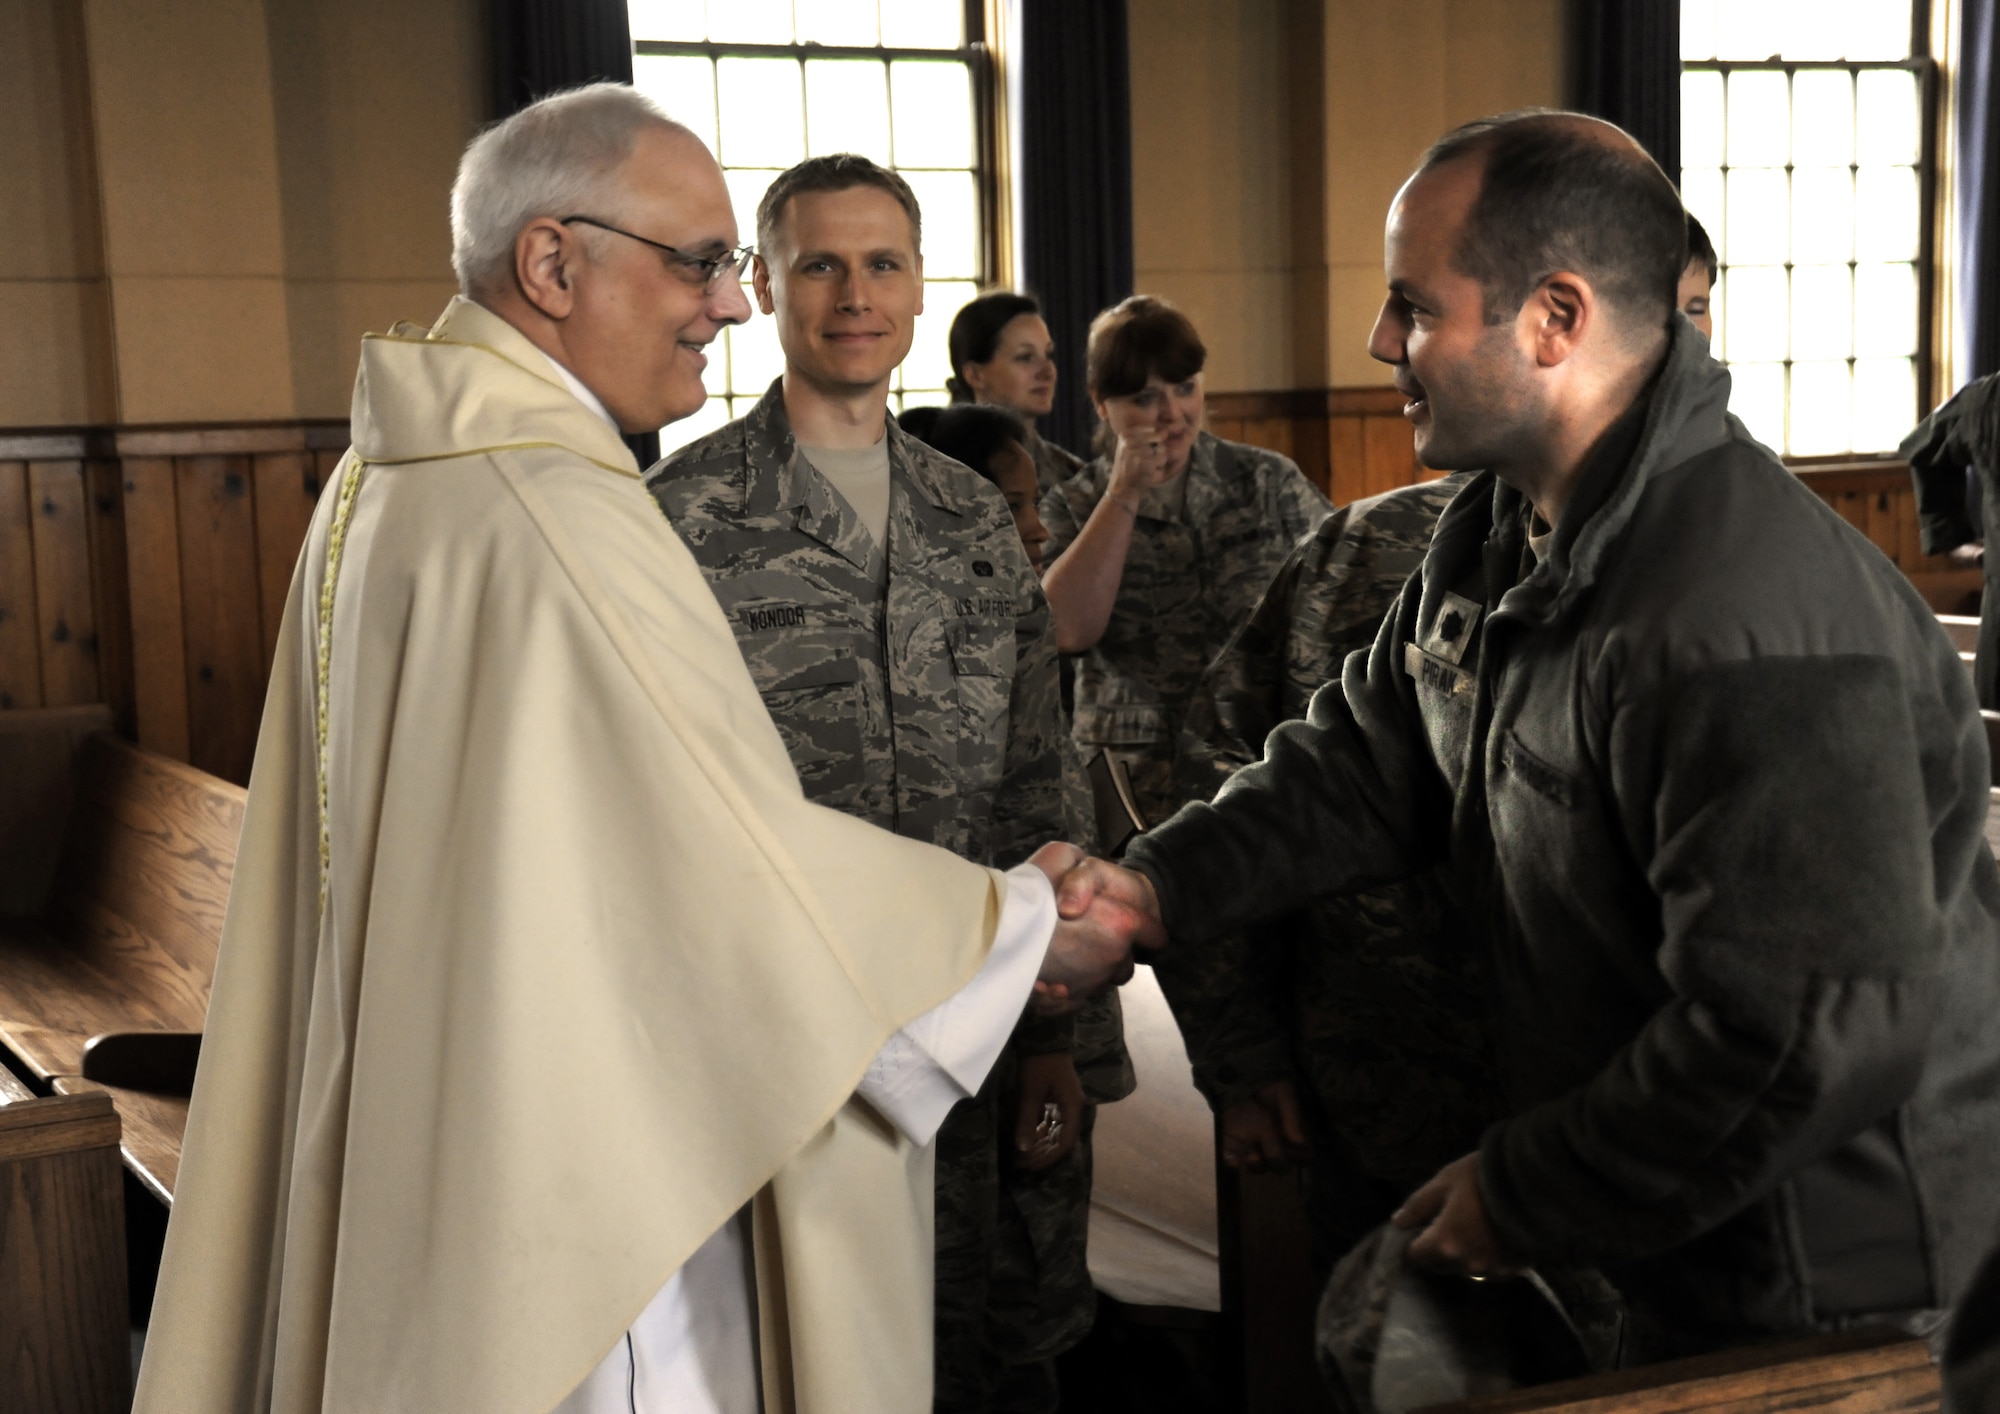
[855,863,1057,1145]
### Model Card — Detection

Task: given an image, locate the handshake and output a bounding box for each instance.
[1025,842,1167,1013]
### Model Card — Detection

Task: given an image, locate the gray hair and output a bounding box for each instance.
[450,82,692,298]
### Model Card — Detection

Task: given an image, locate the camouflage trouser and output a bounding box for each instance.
[934,1047,1101,1414]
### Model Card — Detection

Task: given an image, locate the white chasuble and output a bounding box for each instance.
[133,297,1035,1414]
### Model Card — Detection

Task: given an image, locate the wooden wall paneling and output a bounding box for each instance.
[1360,414,1420,499]
[120,457,191,760]
[1326,416,1367,506]
[25,461,100,708]
[82,460,135,738]
[1861,484,1901,563]
[0,464,42,709]
[250,451,322,671]
[175,455,267,784]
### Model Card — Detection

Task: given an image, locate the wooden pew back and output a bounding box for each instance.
[0,1065,132,1414]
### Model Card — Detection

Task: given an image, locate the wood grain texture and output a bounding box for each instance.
[0,1088,131,1414]
[251,450,321,670]
[120,456,190,760]
[175,454,266,783]
[0,736,242,1080]
[52,1077,186,1205]
[0,462,42,710]
[27,461,100,708]
[83,460,135,739]
[1217,1156,1336,1414]
[1416,1328,1937,1413]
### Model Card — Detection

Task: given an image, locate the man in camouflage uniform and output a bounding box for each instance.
[1158,475,1499,1277]
[647,154,1123,1414]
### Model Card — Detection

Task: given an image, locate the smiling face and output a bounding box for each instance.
[558,125,751,431]
[986,438,1049,569]
[1367,158,1544,473]
[755,184,924,400]
[965,314,1058,419]
[1093,372,1204,477]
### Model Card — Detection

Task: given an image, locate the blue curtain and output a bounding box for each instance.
[1569,0,1682,179]
[1018,0,1135,457]
[490,0,661,467]
[1962,0,2000,384]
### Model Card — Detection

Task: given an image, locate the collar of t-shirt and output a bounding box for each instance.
[534,346,617,431]
[798,437,893,571]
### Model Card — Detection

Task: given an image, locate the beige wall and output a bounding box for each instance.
[0,0,483,428]
[0,0,115,425]
[1131,0,1566,391]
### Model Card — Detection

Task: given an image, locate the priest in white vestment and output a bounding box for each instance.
[131,84,1144,1414]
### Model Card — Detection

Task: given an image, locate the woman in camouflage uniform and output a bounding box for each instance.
[1039,296,1331,826]
[946,291,1087,495]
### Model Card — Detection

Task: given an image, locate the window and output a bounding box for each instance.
[1680,0,1935,457]
[628,1,994,452]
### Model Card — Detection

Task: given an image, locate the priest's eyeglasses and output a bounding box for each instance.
[559,216,755,292]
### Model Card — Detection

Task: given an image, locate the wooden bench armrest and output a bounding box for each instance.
[81,1029,201,1095]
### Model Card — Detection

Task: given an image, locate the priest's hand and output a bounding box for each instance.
[1220,1079,1310,1174]
[1027,843,1157,1009]
[1012,1050,1085,1172]
[1392,1152,1525,1279]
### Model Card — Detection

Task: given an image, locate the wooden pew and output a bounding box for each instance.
[1416,1326,1937,1412]
[0,711,243,1202]
[1940,614,1980,655]
[0,1063,133,1414]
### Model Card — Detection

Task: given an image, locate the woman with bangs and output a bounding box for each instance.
[1039,295,1330,824]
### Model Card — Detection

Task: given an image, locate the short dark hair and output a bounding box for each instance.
[946,291,1042,402]
[756,154,922,254]
[900,403,1028,486]
[1684,211,1718,284]
[1421,111,1686,340]
[1086,295,1206,399]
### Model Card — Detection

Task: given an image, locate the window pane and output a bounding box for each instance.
[1725,70,1791,167]
[1725,168,1790,265]
[705,0,793,44]
[628,0,705,41]
[1681,0,1717,60]
[1729,361,1787,451]
[634,55,718,157]
[880,0,963,49]
[890,61,975,168]
[1790,69,1853,166]
[1856,68,1920,165]
[1790,167,1853,263]
[727,312,786,399]
[903,169,978,277]
[1682,70,1725,168]
[1854,166,1920,261]
[1714,0,1788,61]
[796,0,878,47]
[805,60,892,163]
[1683,167,1725,256]
[1788,361,1852,455]
[1779,0,1847,60]
[1790,265,1852,361]
[660,395,730,455]
[1853,357,1917,452]
[902,279,980,392]
[1724,264,1789,361]
[1854,262,1919,356]
[724,168,784,244]
[1845,2,1914,61]
[718,58,804,168]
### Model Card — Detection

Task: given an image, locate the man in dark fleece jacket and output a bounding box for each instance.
[1054,111,2000,1364]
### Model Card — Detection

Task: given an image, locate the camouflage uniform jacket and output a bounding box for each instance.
[1159,475,1499,1201]
[650,380,1065,866]
[1040,430,1330,824]
[1026,427,1085,496]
